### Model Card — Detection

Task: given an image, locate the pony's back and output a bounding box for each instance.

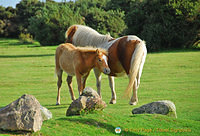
[55,43,76,75]
[66,25,113,47]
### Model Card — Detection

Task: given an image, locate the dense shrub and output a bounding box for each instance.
[125,0,200,51]
[84,8,126,37]
[16,0,43,33]
[0,0,199,50]
[74,0,127,37]
[28,2,84,45]
[19,33,34,44]
[0,6,18,37]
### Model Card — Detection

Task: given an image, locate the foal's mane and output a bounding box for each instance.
[77,46,108,55]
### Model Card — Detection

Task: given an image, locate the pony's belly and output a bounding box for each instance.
[109,61,126,77]
[65,72,75,76]
[61,65,75,76]
[59,58,76,76]
[115,71,126,77]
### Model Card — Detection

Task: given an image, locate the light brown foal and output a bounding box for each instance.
[55,43,110,105]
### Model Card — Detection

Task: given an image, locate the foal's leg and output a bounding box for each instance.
[67,75,76,101]
[93,68,102,97]
[75,73,84,96]
[129,79,138,105]
[56,70,63,105]
[82,72,90,89]
[108,76,116,104]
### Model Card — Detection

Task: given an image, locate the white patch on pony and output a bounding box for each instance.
[100,35,142,50]
[100,37,120,50]
[102,55,108,66]
[127,35,142,42]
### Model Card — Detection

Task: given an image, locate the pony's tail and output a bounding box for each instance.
[124,41,146,97]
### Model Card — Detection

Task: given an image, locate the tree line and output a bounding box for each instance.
[0,0,199,51]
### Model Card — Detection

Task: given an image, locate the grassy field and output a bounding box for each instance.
[0,38,200,136]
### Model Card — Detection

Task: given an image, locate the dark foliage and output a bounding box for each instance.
[0,0,199,50]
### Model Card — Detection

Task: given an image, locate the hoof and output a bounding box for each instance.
[56,102,60,105]
[72,97,76,101]
[129,101,137,105]
[109,99,116,104]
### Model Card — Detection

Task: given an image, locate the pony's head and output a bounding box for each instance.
[95,49,110,75]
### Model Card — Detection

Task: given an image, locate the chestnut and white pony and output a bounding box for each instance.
[55,43,110,105]
[65,25,147,105]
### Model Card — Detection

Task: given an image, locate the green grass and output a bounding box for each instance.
[0,38,200,136]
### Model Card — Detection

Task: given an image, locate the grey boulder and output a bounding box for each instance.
[132,100,177,118]
[0,94,52,132]
[66,87,106,116]
[40,105,52,121]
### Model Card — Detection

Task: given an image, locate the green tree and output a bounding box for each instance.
[74,0,127,37]
[28,2,84,45]
[0,6,18,37]
[125,0,200,51]
[16,0,43,33]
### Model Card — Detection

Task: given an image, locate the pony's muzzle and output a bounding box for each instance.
[103,68,111,75]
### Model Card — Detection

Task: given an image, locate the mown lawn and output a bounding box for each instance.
[0,38,200,136]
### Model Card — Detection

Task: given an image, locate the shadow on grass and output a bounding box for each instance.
[0,54,54,58]
[58,117,144,136]
[42,104,69,110]
[0,129,33,135]
[0,38,40,47]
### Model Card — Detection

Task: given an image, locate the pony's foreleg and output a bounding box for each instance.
[108,76,116,104]
[67,75,76,101]
[82,72,90,89]
[129,79,138,105]
[76,73,84,96]
[56,70,63,105]
[93,68,102,98]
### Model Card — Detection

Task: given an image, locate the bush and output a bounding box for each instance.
[125,0,200,51]
[0,6,18,37]
[74,0,127,37]
[84,8,127,37]
[28,2,84,46]
[19,33,34,44]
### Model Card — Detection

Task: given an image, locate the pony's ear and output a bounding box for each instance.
[96,49,100,55]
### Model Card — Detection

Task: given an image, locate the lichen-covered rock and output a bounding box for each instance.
[86,97,106,110]
[66,87,106,116]
[132,100,177,118]
[66,96,87,116]
[81,87,100,98]
[40,105,52,121]
[0,94,43,132]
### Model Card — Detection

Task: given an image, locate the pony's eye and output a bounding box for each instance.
[99,59,102,62]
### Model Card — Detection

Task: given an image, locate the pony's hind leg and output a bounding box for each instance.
[67,75,76,101]
[56,69,63,105]
[108,76,116,104]
[129,79,138,105]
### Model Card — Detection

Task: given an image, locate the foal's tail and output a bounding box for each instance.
[55,45,62,76]
[124,41,147,97]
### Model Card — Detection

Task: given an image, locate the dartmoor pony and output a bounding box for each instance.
[65,25,147,105]
[55,43,110,105]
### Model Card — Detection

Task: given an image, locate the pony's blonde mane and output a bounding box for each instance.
[67,25,113,47]
[77,46,108,55]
